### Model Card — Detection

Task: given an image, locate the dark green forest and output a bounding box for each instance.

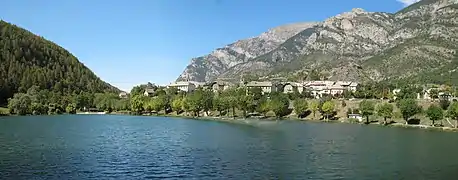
[0,20,119,105]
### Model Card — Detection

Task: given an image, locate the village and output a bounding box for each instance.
[119,79,457,102]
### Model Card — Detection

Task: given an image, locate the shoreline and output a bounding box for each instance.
[76,112,106,115]
[3,110,457,132]
[110,112,458,132]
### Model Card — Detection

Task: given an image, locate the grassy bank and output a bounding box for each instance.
[0,107,9,116]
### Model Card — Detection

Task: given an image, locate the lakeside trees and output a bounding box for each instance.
[293,99,308,118]
[359,100,375,124]
[398,99,422,124]
[7,81,458,129]
[377,103,394,124]
[426,104,443,125]
[447,102,458,128]
[321,101,335,120]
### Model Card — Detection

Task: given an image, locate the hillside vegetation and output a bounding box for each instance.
[0,20,119,105]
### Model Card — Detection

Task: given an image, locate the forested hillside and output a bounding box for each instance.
[0,20,119,105]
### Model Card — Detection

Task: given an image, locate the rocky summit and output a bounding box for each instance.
[177,0,458,85]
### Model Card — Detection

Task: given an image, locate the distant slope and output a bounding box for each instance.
[0,20,119,105]
[177,0,458,85]
[176,22,319,82]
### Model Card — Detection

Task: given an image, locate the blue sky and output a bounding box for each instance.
[2,0,413,91]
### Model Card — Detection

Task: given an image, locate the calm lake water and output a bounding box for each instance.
[0,115,458,179]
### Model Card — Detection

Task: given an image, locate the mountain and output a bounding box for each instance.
[177,0,458,85]
[0,20,119,105]
[176,22,319,82]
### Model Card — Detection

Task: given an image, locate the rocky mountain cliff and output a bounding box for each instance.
[176,22,318,82]
[177,0,458,85]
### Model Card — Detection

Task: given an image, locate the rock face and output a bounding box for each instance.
[177,0,458,84]
[176,22,319,82]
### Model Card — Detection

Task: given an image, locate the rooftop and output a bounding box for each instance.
[246,81,274,87]
[169,81,194,86]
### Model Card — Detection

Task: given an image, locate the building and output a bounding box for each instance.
[348,114,363,122]
[188,81,205,88]
[143,88,155,96]
[349,82,359,91]
[118,92,128,99]
[329,85,346,96]
[282,82,304,94]
[304,81,334,90]
[209,81,233,92]
[392,89,401,100]
[283,83,295,94]
[246,81,279,94]
[167,81,196,93]
[303,80,358,98]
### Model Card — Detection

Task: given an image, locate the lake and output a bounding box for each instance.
[0,115,457,179]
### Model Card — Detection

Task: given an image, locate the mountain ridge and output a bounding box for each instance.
[177,0,458,85]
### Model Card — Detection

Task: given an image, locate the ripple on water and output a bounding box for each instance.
[1,116,458,179]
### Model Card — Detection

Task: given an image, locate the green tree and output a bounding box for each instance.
[429,89,439,100]
[114,98,130,111]
[143,99,154,113]
[426,104,443,126]
[7,93,32,115]
[237,88,254,118]
[396,86,419,100]
[293,99,308,118]
[257,98,270,117]
[156,95,169,114]
[152,98,164,113]
[359,100,375,124]
[66,103,77,114]
[439,99,450,110]
[377,103,394,124]
[187,90,204,117]
[171,97,183,114]
[446,102,458,128]
[130,84,147,96]
[321,101,335,120]
[310,100,319,119]
[182,97,190,115]
[47,103,62,115]
[223,89,239,118]
[248,87,263,100]
[202,89,214,116]
[213,96,229,116]
[130,95,144,114]
[342,90,352,99]
[31,102,47,115]
[269,93,290,119]
[398,99,422,124]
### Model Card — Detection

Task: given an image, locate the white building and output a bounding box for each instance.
[349,82,359,91]
[303,81,358,98]
[283,82,304,94]
[329,85,346,96]
[119,92,128,98]
[209,81,233,92]
[246,81,279,94]
[143,88,155,96]
[167,81,196,93]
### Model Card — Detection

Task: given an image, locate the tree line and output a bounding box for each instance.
[6,82,458,128]
[7,85,127,115]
